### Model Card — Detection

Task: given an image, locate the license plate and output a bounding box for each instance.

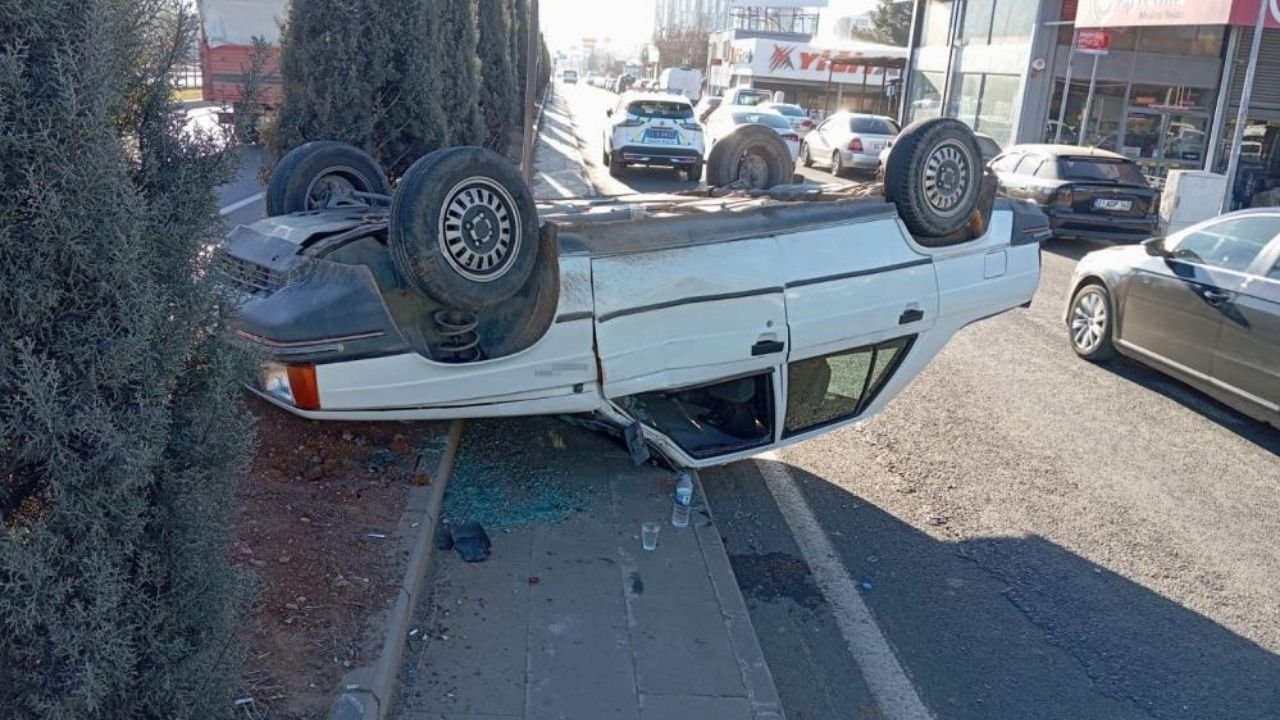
[867,141,887,152]
[1093,198,1132,212]
[645,129,676,142]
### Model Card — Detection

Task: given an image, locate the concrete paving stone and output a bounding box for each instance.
[638,694,753,720]
[398,714,521,720]
[627,593,747,699]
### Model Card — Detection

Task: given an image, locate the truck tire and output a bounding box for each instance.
[266,141,390,216]
[389,147,540,312]
[884,118,983,238]
[706,125,793,190]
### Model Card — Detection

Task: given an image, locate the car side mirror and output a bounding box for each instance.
[1142,237,1168,257]
[606,109,613,117]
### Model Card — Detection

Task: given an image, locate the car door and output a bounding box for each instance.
[591,233,790,468]
[991,151,1025,197]
[807,117,834,158]
[1209,228,1280,418]
[1118,214,1280,381]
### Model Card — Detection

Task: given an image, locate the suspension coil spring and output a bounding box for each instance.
[433,309,483,363]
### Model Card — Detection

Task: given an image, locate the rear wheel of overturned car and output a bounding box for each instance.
[1068,283,1118,362]
[390,146,540,312]
[266,140,391,215]
[706,124,794,190]
[884,117,983,238]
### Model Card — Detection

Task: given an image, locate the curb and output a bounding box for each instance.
[691,470,787,720]
[327,420,466,720]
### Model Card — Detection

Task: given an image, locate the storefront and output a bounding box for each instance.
[904,0,1280,202]
[707,35,905,118]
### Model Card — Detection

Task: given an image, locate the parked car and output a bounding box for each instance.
[1065,210,1280,428]
[705,107,800,161]
[561,69,578,84]
[800,112,900,177]
[992,145,1158,243]
[719,87,773,111]
[695,96,722,123]
[603,92,705,181]
[761,102,816,135]
[225,119,1043,469]
[658,66,703,102]
[877,131,1001,182]
[613,74,635,94]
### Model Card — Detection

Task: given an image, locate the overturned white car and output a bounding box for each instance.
[223,120,1048,468]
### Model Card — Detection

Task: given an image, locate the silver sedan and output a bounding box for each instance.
[800,112,899,177]
[1065,209,1280,428]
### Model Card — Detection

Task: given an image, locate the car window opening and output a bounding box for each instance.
[849,117,899,135]
[618,373,774,459]
[784,337,914,437]
[1058,157,1146,185]
[627,101,694,120]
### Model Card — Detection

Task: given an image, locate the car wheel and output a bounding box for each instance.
[684,162,703,183]
[705,125,793,190]
[831,151,845,178]
[884,117,984,238]
[800,143,814,168]
[608,153,625,178]
[266,141,390,216]
[1068,283,1118,362]
[389,146,540,312]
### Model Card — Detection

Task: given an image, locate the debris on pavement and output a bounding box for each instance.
[451,521,492,563]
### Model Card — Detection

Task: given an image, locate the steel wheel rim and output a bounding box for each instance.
[438,177,520,283]
[1071,291,1107,352]
[920,139,972,217]
[736,152,770,189]
[305,166,368,210]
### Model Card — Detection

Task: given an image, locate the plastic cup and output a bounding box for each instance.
[641,522,660,551]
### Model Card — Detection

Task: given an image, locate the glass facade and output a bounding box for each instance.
[948,73,1019,144]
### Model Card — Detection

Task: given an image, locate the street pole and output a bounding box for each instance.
[1055,28,1077,143]
[825,61,834,115]
[1079,53,1099,146]
[521,0,540,184]
[1222,0,1269,213]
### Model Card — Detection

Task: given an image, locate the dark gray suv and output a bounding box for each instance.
[1065,209,1280,428]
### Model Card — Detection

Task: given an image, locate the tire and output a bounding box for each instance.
[389,147,539,312]
[800,143,814,168]
[685,162,703,183]
[705,125,793,190]
[831,151,845,178]
[884,117,984,238]
[609,153,625,178]
[266,140,390,216]
[1067,283,1118,362]
[602,146,610,166]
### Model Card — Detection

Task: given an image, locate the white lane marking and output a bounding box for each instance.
[219,191,264,216]
[757,451,935,720]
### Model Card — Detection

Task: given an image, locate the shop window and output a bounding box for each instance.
[990,0,1038,42]
[921,0,954,47]
[1045,79,1126,149]
[1137,25,1224,58]
[974,74,1019,145]
[783,337,913,437]
[908,70,944,122]
[960,0,994,44]
[618,372,774,459]
[948,72,984,129]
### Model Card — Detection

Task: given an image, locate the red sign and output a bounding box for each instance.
[1075,29,1111,55]
[1228,0,1280,27]
[1076,0,1280,28]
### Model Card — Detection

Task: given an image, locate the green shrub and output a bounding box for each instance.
[0,1,254,717]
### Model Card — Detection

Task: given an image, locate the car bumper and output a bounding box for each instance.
[615,145,703,166]
[1047,211,1157,243]
[839,150,882,169]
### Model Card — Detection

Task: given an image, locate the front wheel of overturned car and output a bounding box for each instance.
[705,124,793,190]
[390,146,540,312]
[1068,283,1118,362]
[884,117,984,238]
[266,140,391,215]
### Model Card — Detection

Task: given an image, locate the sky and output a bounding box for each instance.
[540,0,879,54]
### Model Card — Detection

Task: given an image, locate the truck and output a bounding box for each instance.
[196,0,285,107]
[659,66,703,103]
[222,120,1049,469]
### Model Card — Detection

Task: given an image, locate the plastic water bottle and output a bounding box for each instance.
[671,472,694,528]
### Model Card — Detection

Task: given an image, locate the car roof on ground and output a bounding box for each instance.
[623,91,694,105]
[1009,144,1128,160]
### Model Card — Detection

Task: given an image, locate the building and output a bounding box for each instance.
[902,0,1280,203]
[654,0,732,35]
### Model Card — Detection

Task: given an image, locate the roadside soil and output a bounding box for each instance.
[231,398,444,720]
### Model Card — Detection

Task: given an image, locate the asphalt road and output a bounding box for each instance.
[563,83,1280,720]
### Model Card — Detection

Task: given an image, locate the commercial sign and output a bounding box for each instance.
[1074,28,1110,54]
[1076,0,1280,29]
[732,39,901,85]
[728,0,828,7]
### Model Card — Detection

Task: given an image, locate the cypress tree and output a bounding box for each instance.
[441,0,485,146]
[510,0,530,126]
[477,0,517,151]
[1,1,253,717]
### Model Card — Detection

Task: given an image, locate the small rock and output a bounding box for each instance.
[278,554,292,564]
[304,464,325,482]
[332,575,351,588]
[299,516,312,524]
[926,515,947,527]
[285,602,299,611]
[309,455,323,466]
[341,431,354,442]
[528,576,540,585]
[250,558,267,567]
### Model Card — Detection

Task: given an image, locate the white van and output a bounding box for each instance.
[659,66,703,103]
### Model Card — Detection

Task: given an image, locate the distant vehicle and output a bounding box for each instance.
[603,92,705,182]
[197,0,284,108]
[659,66,703,102]
[705,107,801,162]
[992,145,1158,242]
[719,87,773,111]
[761,102,816,134]
[561,69,578,84]
[585,72,600,86]
[877,131,1001,182]
[614,74,635,94]
[799,112,900,178]
[1043,119,1078,144]
[605,75,617,89]
[695,96,722,123]
[1065,209,1280,428]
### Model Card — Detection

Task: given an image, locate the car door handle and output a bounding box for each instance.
[751,339,785,356]
[899,308,925,325]
[1201,289,1231,305]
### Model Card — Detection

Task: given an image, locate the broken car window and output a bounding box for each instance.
[618,372,774,459]
[784,337,914,437]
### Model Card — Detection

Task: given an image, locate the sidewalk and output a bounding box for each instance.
[391,418,783,720]
[530,87,595,200]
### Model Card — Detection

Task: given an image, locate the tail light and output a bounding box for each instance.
[782,133,799,142]
[848,138,864,152]
[801,119,815,129]
[1054,187,1074,209]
